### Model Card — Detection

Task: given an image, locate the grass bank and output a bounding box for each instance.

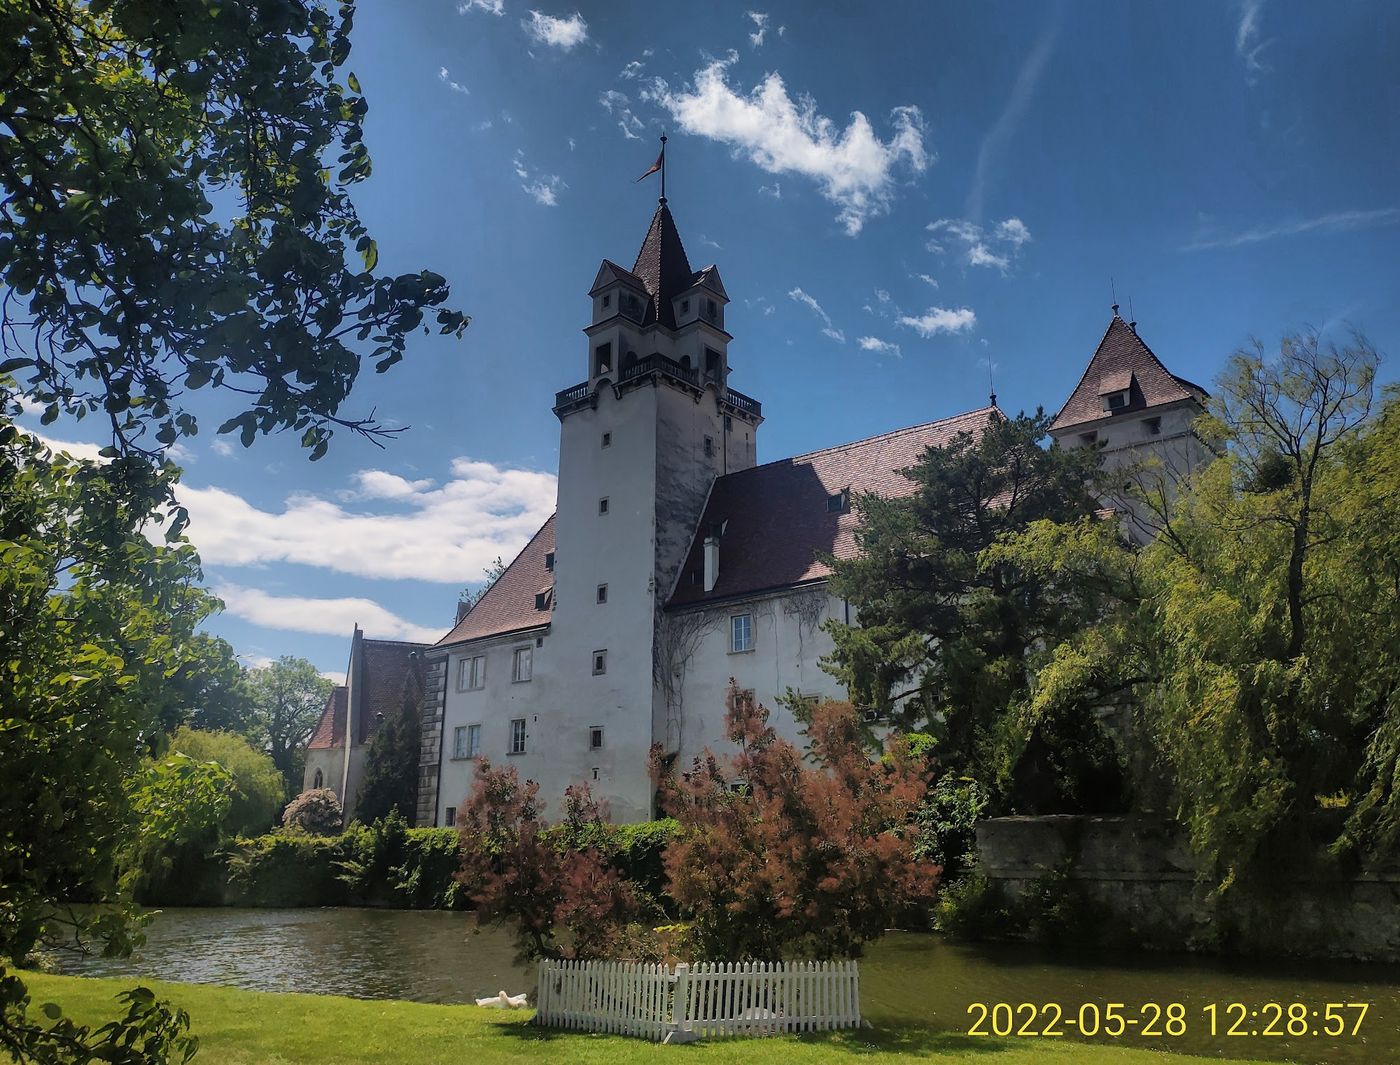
[22,972,1271,1065]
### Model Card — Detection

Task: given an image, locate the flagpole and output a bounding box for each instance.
[660,134,667,203]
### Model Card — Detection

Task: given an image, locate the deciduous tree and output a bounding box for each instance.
[243,656,334,795]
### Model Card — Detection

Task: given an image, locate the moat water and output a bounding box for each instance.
[49,907,1400,1064]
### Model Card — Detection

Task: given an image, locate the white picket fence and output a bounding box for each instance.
[534,958,861,1042]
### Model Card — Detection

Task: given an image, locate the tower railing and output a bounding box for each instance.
[554,356,761,419]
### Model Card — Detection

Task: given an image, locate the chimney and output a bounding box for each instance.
[703,535,720,593]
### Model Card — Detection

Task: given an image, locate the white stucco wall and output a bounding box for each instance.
[302,748,341,798]
[661,585,850,770]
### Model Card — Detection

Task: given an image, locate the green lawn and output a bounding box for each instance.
[19,972,1274,1065]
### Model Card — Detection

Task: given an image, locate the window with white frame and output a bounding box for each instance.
[452,723,482,760]
[467,722,481,758]
[730,613,754,653]
[592,649,607,675]
[458,654,485,691]
[512,646,532,682]
[509,717,527,754]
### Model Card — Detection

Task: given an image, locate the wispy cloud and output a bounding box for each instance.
[927,216,1032,273]
[179,459,557,584]
[788,287,845,343]
[512,150,566,206]
[916,273,939,288]
[523,10,588,50]
[857,336,901,357]
[898,307,977,338]
[458,0,505,14]
[1183,207,1400,251]
[600,89,645,140]
[216,584,443,644]
[967,25,1057,221]
[649,58,928,235]
[1235,0,1271,84]
[746,11,771,48]
[211,439,235,457]
[758,181,781,199]
[438,67,470,95]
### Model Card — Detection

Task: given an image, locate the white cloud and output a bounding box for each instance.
[1182,207,1400,251]
[458,0,505,14]
[216,584,443,645]
[438,67,470,95]
[211,439,235,457]
[966,27,1056,220]
[927,217,1032,273]
[179,458,557,583]
[746,11,770,48]
[621,60,644,79]
[758,181,781,199]
[898,307,977,338]
[523,10,588,50]
[1236,0,1271,83]
[600,89,645,140]
[857,336,901,357]
[24,431,105,462]
[475,119,494,132]
[788,287,844,343]
[512,150,566,206]
[916,273,939,288]
[651,59,927,235]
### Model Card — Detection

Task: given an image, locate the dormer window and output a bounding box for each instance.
[1104,390,1129,412]
[544,551,556,571]
[827,489,850,513]
[1098,370,1135,413]
[602,293,611,309]
[534,588,552,611]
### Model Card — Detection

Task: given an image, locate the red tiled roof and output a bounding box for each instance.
[308,686,348,750]
[668,407,1001,607]
[1050,316,1209,433]
[436,515,556,647]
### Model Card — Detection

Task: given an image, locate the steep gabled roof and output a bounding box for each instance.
[308,685,348,750]
[354,639,428,745]
[436,514,557,647]
[1050,315,1209,433]
[667,407,1001,607]
[588,259,648,296]
[631,201,695,329]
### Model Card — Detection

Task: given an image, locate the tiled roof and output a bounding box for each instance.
[668,407,1001,607]
[1050,315,1209,433]
[631,202,695,329]
[355,639,428,745]
[308,686,348,750]
[436,514,556,647]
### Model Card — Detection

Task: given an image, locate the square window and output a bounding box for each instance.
[590,726,604,750]
[704,435,714,457]
[458,654,485,691]
[512,646,532,683]
[445,806,457,827]
[730,613,754,654]
[544,551,555,571]
[1145,416,1162,436]
[592,649,607,675]
[596,583,608,604]
[509,718,526,754]
[599,497,610,515]
[601,431,612,448]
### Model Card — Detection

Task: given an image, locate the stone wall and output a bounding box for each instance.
[976,815,1400,962]
[414,657,447,827]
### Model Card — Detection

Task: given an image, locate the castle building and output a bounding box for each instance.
[306,199,1210,829]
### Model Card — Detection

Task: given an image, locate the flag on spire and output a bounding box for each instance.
[635,135,666,185]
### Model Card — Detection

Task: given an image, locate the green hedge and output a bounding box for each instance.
[176,814,683,910]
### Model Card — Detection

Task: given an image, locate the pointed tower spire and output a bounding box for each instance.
[631,199,694,329]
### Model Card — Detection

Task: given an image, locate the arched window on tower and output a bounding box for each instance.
[313,768,324,789]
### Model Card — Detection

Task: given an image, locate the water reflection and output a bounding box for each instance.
[49,909,1400,1064]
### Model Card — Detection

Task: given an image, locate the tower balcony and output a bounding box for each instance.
[554,353,761,420]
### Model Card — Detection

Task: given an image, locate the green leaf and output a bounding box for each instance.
[347,72,361,93]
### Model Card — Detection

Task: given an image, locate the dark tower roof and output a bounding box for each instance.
[1049,314,1209,434]
[631,201,695,329]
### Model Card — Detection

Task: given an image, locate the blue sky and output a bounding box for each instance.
[22,0,1400,681]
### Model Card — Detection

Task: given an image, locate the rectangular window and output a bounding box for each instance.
[512,646,532,683]
[467,722,481,758]
[1080,431,1098,446]
[680,298,690,314]
[704,435,714,457]
[592,649,608,675]
[827,489,849,513]
[458,654,485,691]
[445,807,457,827]
[594,342,611,376]
[598,496,610,515]
[534,589,551,611]
[601,431,611,448]
[453,726,468,759]
[1145,416,1162,436]
[730,613,754,653]
[509,718,527,754]
[596,583,608,604]
[544,551,555,571]
[601,293,611,308]
[590,726,604,750]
